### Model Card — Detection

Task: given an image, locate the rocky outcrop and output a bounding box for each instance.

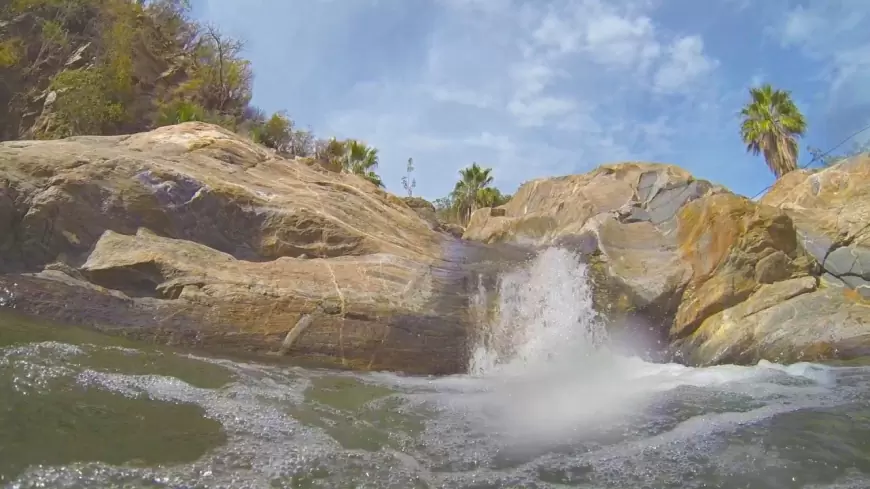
[677,276,870,365]
[761,154,870,298]
[464,163,720,345]
[0,122,478,374]
[464,160,868,366]
[671,192,816,339]
[401,196,464,238]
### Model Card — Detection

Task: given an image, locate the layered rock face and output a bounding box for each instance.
[464,160,870,365]
[0,122,478,374]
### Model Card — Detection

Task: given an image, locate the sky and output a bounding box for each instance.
[190,0,870,201]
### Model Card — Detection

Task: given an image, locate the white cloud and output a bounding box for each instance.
[199,0,724,198]
[653,36,718,94]
[772,1,870,142]
[779,6,821,47]
[424,85,495,109]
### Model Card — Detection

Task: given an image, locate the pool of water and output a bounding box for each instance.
[1,248,869,488]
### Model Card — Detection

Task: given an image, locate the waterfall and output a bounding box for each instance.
[469,247,609,376]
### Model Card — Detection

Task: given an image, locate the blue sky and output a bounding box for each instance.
[191,0,870,201]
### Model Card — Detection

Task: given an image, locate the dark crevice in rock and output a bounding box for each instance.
[83,261,167,299]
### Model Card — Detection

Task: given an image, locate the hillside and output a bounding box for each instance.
[0,0,271,142]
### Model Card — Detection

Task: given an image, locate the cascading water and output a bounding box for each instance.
[469,247,608,376]
[2,246,870,488]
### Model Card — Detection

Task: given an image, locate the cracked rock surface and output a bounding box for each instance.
[0,122,486,374]
[464,159,868,366]
[761,154,870,298]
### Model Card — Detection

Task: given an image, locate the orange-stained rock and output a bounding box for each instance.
[671,192,815,339]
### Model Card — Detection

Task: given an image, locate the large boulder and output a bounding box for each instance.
[761,154,870,298]
[464,163,718,350]
[671,192,816,340]
[463,161,866,366]
[676,276,870,365]
[662,155,870,365]
[0,122,475,374]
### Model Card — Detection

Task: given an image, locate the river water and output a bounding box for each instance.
[1,248,869,488]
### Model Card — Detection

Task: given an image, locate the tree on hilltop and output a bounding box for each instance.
[739,83,807,179]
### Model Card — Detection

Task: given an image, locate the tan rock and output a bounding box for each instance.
[464,163,722,334]
[762,154,870,297]
[0,123,441,270]
[463,161,843,366]
[677,277,870,365]
[584,217,691,326]
[0,122,473,374]
[463,162,707,244]
[670,192,815,340]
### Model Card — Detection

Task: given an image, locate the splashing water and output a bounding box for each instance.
[443,247,689,444]
[0,284,16,308]
[469,247,608,375]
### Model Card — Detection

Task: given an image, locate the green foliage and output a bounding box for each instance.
[1,0,389,199]
[0,0,262,139]
[10,0,89,13]
[248,111,316,157]
[0,39,23,68]
[476,187,510,207]
[251,112,291,150]
[340,139,383,187]
[101,0,137,97]
[432,163,510,225]
[48,67,124,137]
[40,20,69,49]
[740,83,807,179]
[156,98,205,126]
[451,163,494,224]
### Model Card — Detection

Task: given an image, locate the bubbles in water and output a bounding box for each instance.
[0,283,16,308]
[3,246,869,488]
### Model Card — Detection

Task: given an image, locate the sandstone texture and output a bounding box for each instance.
[760,155,870,298]
[0,122,478,374]
[464,159,870,365]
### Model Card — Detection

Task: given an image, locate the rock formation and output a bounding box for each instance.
[464,160,870,365]
[0,122,483,374]
[3,122,867,372]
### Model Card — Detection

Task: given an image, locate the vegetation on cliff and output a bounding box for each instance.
[0,0,513,210]
[0,0,381,186]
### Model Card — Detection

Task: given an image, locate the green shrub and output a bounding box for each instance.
[48,67,125,137]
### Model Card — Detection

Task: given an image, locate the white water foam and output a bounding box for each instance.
[469,247,608,376]
[4,246,867,488]
[398,246,846,446]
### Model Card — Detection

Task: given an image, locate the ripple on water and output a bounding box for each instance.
[3,248,870,488]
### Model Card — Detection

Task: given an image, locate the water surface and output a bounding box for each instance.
[1,249,869,488]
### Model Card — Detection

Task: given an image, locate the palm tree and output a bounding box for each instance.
[451,163,494,224]
[318,138,384,187]
[342,139,383,187]
[739,83,807,179]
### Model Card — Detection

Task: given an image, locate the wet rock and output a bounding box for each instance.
[463,163,721,342]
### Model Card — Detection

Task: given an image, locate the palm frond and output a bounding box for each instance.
[739,83,807,178]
